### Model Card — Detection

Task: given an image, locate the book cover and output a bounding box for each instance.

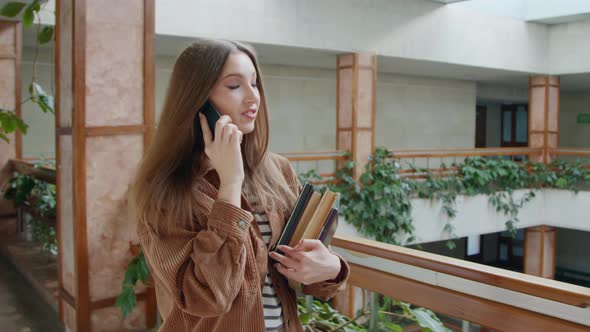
[271,182,315,255]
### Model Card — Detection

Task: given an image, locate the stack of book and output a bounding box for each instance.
[270,182,340,291]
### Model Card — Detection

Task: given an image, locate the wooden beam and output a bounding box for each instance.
[332,235,590,308]
[348,263,589,332]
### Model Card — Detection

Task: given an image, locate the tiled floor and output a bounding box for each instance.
[0,217,63,332]
[0,253,63,332]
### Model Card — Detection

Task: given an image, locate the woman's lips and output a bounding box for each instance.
[241,109,257,120]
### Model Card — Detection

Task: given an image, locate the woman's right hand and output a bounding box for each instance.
[199,113,244,188]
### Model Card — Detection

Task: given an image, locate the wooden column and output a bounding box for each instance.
[336,53,377,179]
[0,20,22,216]
[529,76,560,163]
[56,0,155,330]
[524,226,556,279]
[334,53,377,317]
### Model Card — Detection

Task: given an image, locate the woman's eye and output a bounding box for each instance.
[227,85,239,90]
[251,82,258,88]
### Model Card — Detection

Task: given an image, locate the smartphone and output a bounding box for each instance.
[195,100,221,138]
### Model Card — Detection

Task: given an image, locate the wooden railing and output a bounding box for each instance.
[550,148,590,169]
[279,150,348,182]
[387,147,543,178]
[331,234,590,332]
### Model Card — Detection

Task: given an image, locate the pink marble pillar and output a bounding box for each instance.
[529,76,560,163]
[56,0,155,330]
[0,21,21,216]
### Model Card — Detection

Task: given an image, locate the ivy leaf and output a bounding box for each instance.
[412,308,451,332]
[136,253,150,283]
[37,26,54,44]
[22,4,35,27]
[0,2,27,17]
[30,82,55,113]
[114,287,136,319]
[0,131,8,143]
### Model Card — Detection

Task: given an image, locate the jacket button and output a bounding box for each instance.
[238,219,248,230]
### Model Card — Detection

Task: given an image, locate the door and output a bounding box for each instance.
[475,105,487,148]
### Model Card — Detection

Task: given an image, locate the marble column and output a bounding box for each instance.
[524,226,556,279]
[56,0,155,330]
[529,76,560,163]
[336,53,377,179]
[0,21,21,216]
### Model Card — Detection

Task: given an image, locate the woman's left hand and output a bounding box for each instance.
[269,239,341,285]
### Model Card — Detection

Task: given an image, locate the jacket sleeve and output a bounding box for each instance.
[137,199,254,317]
[277,154,350,301]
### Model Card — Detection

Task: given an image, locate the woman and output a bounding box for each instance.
[129,38,349,332]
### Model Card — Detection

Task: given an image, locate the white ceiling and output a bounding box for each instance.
[156,34,590,92]
[21,27,590,92]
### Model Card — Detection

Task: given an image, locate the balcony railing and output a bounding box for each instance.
[331,234,590,332]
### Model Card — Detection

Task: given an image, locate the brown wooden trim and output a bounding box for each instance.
[89,292,147,311]
[279,150,348,156]
[285,156,348,162]
[60,287,76,308]
[390,150,541,159]
[348,263,589,332]
[57,127,73,135]
[145,287,157,328]
[15,21,22,160]
[348,285,355,318]
[85,125,147,137]
[530,84,560,88]
[11,159,56,183]
[532,76,534,156]
[143,1,157,327]
[55,1,63,322]
[551,151,590,157]
[73,0,90,330]
[351,54,358,178]
[332,235,590,308]
[143,0,155,150]
[371,55,376,160]
[544,77,549,163]
[0,54,17,59]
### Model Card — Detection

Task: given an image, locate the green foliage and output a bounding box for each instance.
[330,148,415,245]
[115,252,150,318]
[298,297,365,332]
[4,163,57,252]
[37,25,53,44]
[0,109,28,142]
[0,2,27,17]
[0,0,54,143]
[321,147,590,247]
[29,82,55,114]
[297,295,451,332]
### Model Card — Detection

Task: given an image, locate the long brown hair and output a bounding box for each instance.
[129,39,296,234]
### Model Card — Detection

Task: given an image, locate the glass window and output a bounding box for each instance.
[515,107,528,143]
[503,111,512,142]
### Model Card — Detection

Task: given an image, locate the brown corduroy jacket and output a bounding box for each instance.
[137,152,350,331]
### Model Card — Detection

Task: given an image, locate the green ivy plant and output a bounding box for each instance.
[0,0,55,142]
[115,251,150,318]
[303,147,590,248]
[3,164,57,252]
[297,294,451,332]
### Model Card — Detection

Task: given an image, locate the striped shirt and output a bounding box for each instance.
[253,210,285,332]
